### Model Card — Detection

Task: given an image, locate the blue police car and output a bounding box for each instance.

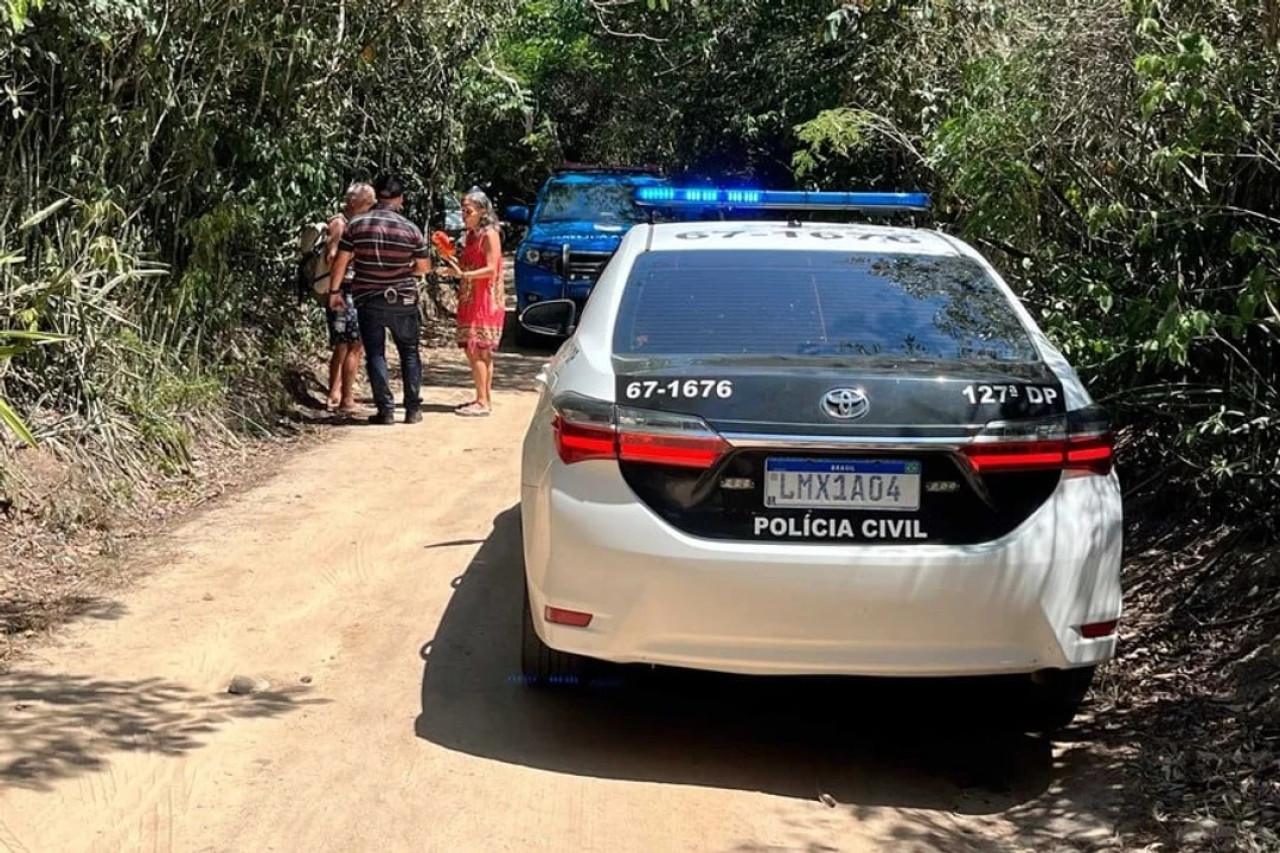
[505,165,670,344]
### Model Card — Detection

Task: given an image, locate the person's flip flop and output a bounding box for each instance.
[456,403,490,417]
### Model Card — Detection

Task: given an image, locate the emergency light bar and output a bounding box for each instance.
[633,187,931,212]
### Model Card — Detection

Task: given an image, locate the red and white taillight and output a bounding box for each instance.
[552,392,729,469]
[959,405,1114,475]
[551,394,617,464]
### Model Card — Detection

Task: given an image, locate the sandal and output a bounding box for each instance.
[456,402,490,417]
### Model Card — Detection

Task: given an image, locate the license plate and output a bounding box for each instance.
[763,458,921,511]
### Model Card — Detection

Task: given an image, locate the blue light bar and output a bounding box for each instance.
[634,186,930,212]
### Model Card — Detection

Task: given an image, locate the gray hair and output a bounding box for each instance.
[346,182,375,207]
[464,188,498,230]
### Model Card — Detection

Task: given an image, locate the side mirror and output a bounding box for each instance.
[519,299,578,338]
[506,205,530,225]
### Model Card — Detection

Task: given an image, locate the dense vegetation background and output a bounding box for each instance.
[462,0,1280,532]
[0,0,512,493]
[4,0,1274,528]
[2,2,1278,847]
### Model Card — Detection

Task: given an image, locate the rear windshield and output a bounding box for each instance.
[611,249,1038,361]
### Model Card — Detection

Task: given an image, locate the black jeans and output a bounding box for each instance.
[356,301,422,414]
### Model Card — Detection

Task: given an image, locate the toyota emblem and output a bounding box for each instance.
[821,388,869,420]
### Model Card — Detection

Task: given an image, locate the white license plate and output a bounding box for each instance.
[763,458,921,511]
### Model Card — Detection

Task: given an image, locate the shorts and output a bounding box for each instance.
[326,291,361,346]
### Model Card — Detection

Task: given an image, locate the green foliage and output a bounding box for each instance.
[4,0,44,31]
[0,328,67,446]
[474,0,1278,523]
[2,0,1276,527]
[1,0,514,483]
[794,0,1279,521]
[462,0,851,199]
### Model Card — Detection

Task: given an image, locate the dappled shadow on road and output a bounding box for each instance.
[0,671,328,792]
[420,341,547,395]
[279,309,551,416]
[415,506,1124,846]
[1,596,127,638]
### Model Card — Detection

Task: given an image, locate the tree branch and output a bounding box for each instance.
[590,0,667,43]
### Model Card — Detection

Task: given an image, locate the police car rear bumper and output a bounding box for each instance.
[523,465,1123,678]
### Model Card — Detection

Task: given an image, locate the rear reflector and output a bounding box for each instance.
[1080,619,1118,638]
[545,606,593,627]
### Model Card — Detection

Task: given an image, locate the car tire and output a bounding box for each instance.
[1024,665,1096,732]
[520,582,589,687]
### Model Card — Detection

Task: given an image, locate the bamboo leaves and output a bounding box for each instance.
[0,329,67,446]
[1,0,515,470]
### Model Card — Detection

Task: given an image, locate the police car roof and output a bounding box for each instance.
[643,220,962,256]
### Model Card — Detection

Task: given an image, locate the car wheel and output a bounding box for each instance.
[520,582,588,687]
[1024,665,1096,732]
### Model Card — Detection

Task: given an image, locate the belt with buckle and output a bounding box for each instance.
[357,287,416,307]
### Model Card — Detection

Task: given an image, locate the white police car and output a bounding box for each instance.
[515,188,1122,730]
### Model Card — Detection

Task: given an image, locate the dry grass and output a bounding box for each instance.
[1084,509,1280,851]
[0,353,343,668]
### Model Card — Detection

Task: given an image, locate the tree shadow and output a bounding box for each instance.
[283,306,551,407]
[1,596,128,637]
[0,671,328,792]
[420,336,547,393]
[413,506,1124,830]
[281,366,331,412]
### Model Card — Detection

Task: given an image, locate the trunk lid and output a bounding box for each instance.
[609,355,1068,546]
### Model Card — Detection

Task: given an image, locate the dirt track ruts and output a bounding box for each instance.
[0,346,1125,853]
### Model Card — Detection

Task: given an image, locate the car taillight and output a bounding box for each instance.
[552,394,616,464]
[552,393,728,469]
[1064,432,1114,474]
[961,407,1114,475]
[616,407,730,468]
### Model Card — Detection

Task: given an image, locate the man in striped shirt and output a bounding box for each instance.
[329,174,431,424]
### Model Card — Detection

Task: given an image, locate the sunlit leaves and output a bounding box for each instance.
[1,0,515,459]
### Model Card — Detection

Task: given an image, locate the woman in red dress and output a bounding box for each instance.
[439,189,505,416]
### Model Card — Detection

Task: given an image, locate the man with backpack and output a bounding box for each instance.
[327,174,432,425]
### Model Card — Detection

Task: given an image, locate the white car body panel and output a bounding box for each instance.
[518,219,1123,679]
[522,463,1120,676]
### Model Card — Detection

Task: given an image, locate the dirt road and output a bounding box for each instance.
[0,347,1122,853]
